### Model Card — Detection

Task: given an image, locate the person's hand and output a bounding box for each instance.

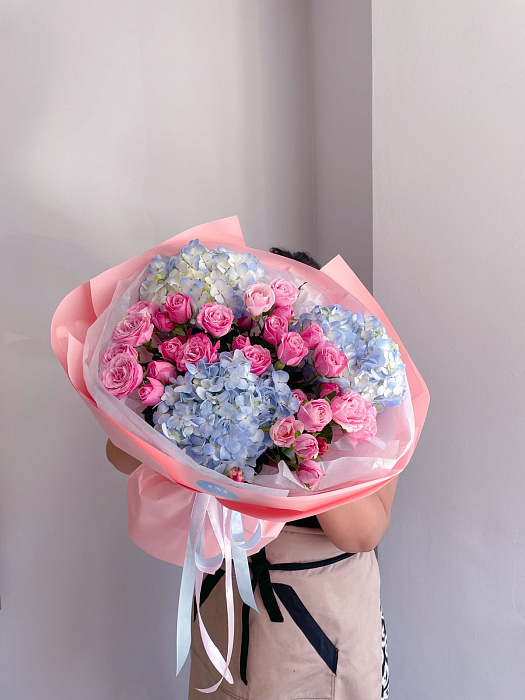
[106,438,142,475]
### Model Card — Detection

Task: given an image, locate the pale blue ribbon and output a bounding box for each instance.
[228,510,262,614]
[176,493,263,676]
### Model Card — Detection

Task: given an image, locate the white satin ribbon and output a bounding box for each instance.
[176,493,263,694]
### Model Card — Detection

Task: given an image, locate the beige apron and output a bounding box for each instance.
[188,524,383,700]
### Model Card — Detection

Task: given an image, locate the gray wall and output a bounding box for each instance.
[373,2,525,697]
[0,2,371,698]
[311,0,372,289]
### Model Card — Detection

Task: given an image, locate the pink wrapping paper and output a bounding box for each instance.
[51,215,430,565]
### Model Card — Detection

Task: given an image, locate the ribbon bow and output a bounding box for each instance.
[176,492,263,693]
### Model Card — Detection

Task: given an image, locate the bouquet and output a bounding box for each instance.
[99,239,407,491]
[51,216,429,692]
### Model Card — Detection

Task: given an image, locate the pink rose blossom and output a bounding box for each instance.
[237,315,253,331]
[138,377,165,406]
[347,405,378,447]
[243,344,272,376]
[146,360,177,384]
[152,310,176,332]
[244,283,275,317]
[100,355,143,399]
[330,391,367,431]
[197,302,234,337]
[263,314,289,345]
[276,331,309,367]
[297,460,325,489]
[175,333,219,371]
[164,293,193,324]
[101,343,138,366]
[158,337,183,361]
[291,388,308,405]
[270,278,299,307]
[232,335,251,351]
[112,313,154,347]
[313,340,348,377]
[300,323,324,349]
[318,382,342,399]
[297,399,333,432]
[225,466,245,482]
[316,437,329,456]
[272,305,294,320]
[270,415,305,448]
[127,300,160,316]
[293,433,319,460]
[331,392,377,446]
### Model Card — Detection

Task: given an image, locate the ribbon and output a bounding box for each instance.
[176,492,263,693]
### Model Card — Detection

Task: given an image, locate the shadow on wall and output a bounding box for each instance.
[1,232,185,700]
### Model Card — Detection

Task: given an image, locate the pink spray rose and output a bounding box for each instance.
[146,360,177,384]
[263,314,289,345]
[237,315,253,331]
[272,305,294,320]
[100,355,143,399]
[232,335,251,351]
[175,334,219,371]
[164,293,193,324]
[297,399,333,432]
[127,300,160,316]
[331,391,378,445]
[158,336,183,361]
[318,382,342,399]
[137,377,165,406]
[297,460,325,489]
[243,344,272,376]
[347,404,378,447]
[316,436,329,456]
[152,310,176,332]
[225,466,245,482]
[112,313,154,347]
[101,342,138,366]
[313,340,348,377]
[276,332,309,367]
[291,388,308,405]
[270,278,299,307]
[270,415,305,448]
[300,323,324,349]
[292,433,319,461]
[196,302,234,337]
[330,391,368,431]
[244,283,275,316]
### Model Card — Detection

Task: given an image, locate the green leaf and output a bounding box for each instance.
[317,424,333,442]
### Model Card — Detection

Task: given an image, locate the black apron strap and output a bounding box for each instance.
[239,547,284,684]
[272,582,338,674]
[194,545,355,686]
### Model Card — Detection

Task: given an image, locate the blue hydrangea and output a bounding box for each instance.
[138,239,266,317]
[152,350,299,479]
[292,305,407,412]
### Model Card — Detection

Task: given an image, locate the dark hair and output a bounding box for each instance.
[269,246,321,270]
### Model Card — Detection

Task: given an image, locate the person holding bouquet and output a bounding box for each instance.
[107,246,396,700]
